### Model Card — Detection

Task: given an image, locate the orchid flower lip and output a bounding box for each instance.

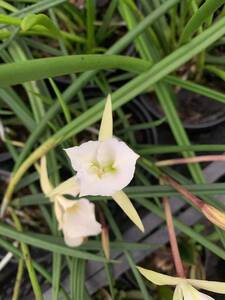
[64,137,139,197]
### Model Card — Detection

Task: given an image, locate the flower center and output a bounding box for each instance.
[66,203,80,214]
[90,160,116,178]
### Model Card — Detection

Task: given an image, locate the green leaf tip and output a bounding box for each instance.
[21,14,60,37]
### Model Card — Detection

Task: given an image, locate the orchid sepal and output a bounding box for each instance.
[112,191,144,232]
[99,94,113,142]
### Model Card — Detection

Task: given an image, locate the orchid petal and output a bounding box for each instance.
[182,283,202,300]
[48,176,79,198]
[54,196,102,247]
[99,94,113,142]
[62,198,102,238]
[55,196,78,210]
[54,195,81,230]
[112,190,144,232]
[187,278,225,294]
[64,140,98,171]
[137,267,182,286]
[54,195,82,229]
[40,156,53,196]
[97,138,139,176]
[55,198,101,247]
[197,292,215,300]
[64,235,84,247]
[173,285,183,300]
[55,195,102,246]
[181,283,215,300]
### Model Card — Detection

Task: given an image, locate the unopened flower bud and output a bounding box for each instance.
[202,204,225,230]
[101,226,110,260]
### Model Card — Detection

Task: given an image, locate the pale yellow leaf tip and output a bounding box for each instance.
[99,94,113,142]
[112,190,144,232]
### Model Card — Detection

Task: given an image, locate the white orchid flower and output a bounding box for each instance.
[64,95,144,232]
[54,197,102,247]
[39,157,101,247]
[137,267,225,300]
[64,138,139,197]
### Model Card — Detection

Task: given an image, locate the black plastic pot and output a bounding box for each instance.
[142,90,225,129]
[119,96,158,145]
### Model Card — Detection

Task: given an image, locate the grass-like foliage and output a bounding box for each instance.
[0,0,225,299]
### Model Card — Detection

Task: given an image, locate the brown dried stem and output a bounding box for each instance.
[156,155,225,167]
[162,192,185,278]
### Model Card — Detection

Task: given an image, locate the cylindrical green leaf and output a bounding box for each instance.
[0,54,148,87]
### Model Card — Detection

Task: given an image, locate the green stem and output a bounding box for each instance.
[1,137,58,217]
[12,258,24,300]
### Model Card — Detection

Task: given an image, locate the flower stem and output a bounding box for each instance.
[162,175,225,230]
[12,258,24,300]
[162,175,203,209]
[162,183,185,278]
